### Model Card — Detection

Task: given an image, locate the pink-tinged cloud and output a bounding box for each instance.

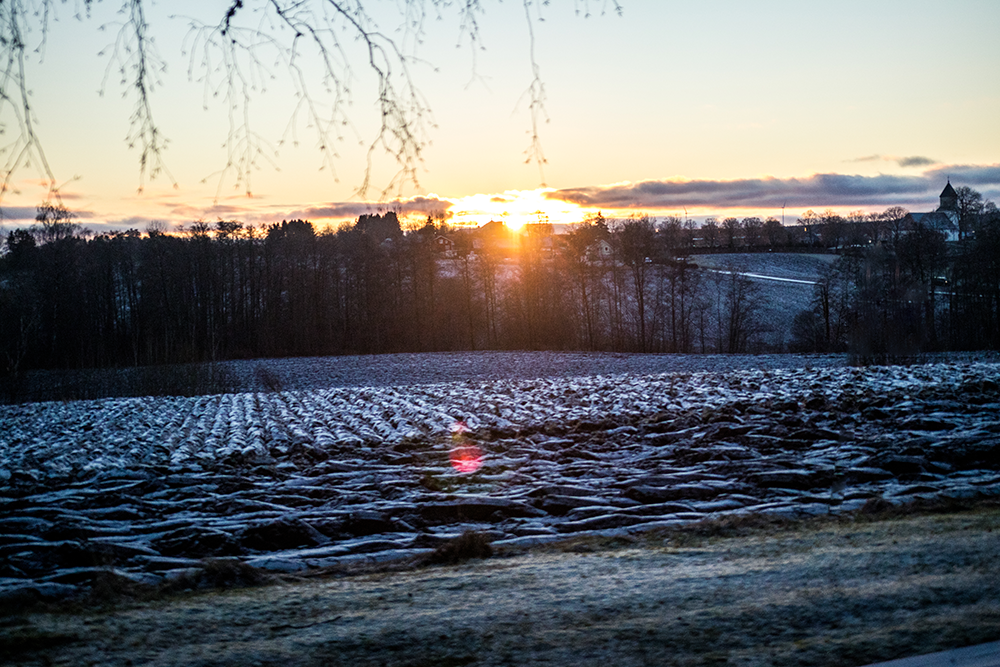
[167,203,259,220]
[546,165,1000,211]
[102,217,172,231]
[285,196,454,222]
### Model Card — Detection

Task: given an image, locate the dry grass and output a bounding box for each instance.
[3,502,998,666]
[538,496,1000,554]
[423,531,493,565]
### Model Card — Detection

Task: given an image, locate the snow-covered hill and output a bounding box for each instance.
[690,253,839,348]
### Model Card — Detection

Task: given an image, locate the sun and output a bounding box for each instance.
[445,188,590,229]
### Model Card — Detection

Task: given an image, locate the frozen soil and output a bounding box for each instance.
[2,353,1000,607]
[3,503,999,667]
[10,351,853,403]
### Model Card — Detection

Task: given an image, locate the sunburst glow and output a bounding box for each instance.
[444,189,589,229]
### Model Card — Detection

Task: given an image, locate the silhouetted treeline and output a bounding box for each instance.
[790,194,1000,358]
[0,211,776,376]
[2,194,999,383]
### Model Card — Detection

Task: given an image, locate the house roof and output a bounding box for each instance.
[911,210,958,231]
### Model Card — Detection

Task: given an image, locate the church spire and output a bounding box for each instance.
[939,179,958,211]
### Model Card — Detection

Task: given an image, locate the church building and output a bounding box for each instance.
[905,181,960,242]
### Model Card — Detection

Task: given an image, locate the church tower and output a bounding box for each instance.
[939,180,958,212]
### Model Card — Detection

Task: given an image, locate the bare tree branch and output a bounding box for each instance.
[101,0,176,193]
[0,0,623,204]
[521,0,548,186]
[0,0,59,200]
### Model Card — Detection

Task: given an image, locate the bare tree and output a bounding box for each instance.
[880,206,910,246]
[802,258,853,352]
[763,216,784,248]
[721,268,762,354]
[721,217,740,249]
[863,210,884,245]
[797,209,820,246]
[0,0,623,202]
[658,215,683,255]
[741,216,762,250]
[33,202,81,244]
[701,217,719,249]
[954,186,984,239]
[614,215,654,351]
[560,212,607,349]
[845,210,867,246]
[819,210,845,249]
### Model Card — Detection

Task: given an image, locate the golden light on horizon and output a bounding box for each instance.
[445,189,589,229]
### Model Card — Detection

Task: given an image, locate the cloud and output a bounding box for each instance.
[0,205,96,225]
[848,154,939,168]
[46,196,462,234]
[924,163,1000,186]
[50,191,86,201]
[897,156,938,168]
[100,217,172,231]
[285,196,455,222]
[0,206,40,222]
[546,165,1000,211]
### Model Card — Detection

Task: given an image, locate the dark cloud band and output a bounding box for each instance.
[848,155,939,168]
[546,165,1000,211]
[0,206,42,222]
[287,196,454,222]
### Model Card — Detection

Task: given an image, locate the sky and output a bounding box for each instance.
[1,0,998,233]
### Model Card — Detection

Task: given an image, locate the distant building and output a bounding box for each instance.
[434,234,455,257]
[588,238,614,261]
[905,181,960,242]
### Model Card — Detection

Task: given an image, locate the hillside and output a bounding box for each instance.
[689,253,839,349]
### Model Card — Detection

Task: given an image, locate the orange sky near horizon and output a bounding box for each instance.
[0,1,997,234]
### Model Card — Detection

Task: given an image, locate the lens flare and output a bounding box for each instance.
[450,444,484,473]
[449,419,483,473]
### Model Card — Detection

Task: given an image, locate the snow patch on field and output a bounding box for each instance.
[1,359,996,479]
[2,352,999,601]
